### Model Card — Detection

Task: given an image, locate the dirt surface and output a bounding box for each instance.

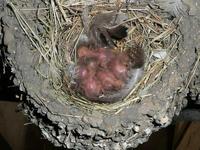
[0,0,200,149]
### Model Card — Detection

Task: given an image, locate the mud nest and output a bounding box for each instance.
[8,0,180,111]
[1,0,200,149]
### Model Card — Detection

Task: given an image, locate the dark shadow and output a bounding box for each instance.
[130,125,175,150]
[0,44,25,102]
[0,134,12,150]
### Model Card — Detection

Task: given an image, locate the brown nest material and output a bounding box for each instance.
[5,0,198,149]
[7,0,180,112]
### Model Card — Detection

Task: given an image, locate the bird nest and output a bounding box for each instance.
[8,0,180,113]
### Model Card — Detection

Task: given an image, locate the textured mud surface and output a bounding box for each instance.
[1,0,200,149]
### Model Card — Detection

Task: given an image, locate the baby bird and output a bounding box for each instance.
[73,11,145,103]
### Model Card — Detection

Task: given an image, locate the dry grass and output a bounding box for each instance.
[7,0,180,113]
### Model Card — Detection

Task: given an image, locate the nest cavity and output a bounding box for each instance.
[8,0,180,113]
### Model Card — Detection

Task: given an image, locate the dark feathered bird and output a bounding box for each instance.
[87,11,128,48]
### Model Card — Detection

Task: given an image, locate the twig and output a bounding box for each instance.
[54,0,72,24]
[186,50,200,89]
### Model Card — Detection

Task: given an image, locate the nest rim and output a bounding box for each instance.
[8,0,180,113]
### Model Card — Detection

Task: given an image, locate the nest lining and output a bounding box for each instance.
[7,0,180,113]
